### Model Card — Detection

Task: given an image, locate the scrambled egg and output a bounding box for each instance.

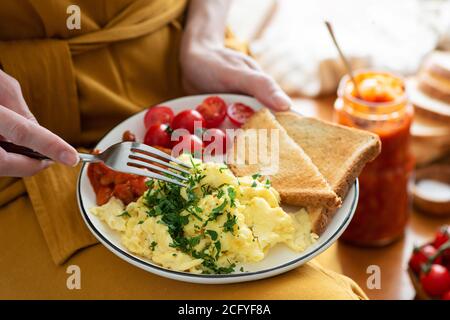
[91,155,317,274]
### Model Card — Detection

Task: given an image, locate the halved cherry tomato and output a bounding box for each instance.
[203,128,228,155]
[227,102,254,126]
[172,133,204,158]
[171,110,205,134]
[420,264,450,297]
[409,245,441,274]
[144,106,174,129]
[144,124,172,148]
[196,96,227,128]
[433,225,450,249]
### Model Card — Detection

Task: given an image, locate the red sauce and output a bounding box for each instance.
[87,162,148,205]
[335,71,414,246]
[87,130,146,206]
[87,130,175,206]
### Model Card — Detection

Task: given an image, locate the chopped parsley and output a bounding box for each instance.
[150,241,157,251]
[223,212,237,234]
[206,199,228,224]
[138,220,144,225]
[252,173,262,179]
[219,166,228,173]
[117,211,131,218]
[227,187,236,207]
[251,181,257,188]
[205,230,218,241]
[201,184,213,196]
[142,156,236,274]
[214,241,221,259]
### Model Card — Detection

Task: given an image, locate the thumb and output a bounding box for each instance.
[239,71,291,111]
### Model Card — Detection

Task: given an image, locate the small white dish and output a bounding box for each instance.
[77,94,358,284]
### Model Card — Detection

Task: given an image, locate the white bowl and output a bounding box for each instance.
[77,94,358,284]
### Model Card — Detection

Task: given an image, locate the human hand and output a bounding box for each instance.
[180,40,291,111]
[0,70,79,177]
[180,0,291,111]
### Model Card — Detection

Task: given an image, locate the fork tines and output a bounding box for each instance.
[127,142,192,187]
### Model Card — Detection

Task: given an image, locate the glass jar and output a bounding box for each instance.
[334,70,414,247]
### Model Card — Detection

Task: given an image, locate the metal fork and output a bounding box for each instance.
[0,141,191,187]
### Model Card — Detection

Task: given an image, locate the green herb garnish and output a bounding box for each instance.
[219,166,228,173]
[205,230,218,241]
[223,212,237,234]
[227,187,236,207]
[252,173,262,179]
[117,211,131,218]
[142,155,237,274]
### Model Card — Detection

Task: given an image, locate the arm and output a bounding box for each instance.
[180,0,291,111]
[0,70,79,177]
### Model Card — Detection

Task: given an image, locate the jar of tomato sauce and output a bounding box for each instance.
[334,71,414,246]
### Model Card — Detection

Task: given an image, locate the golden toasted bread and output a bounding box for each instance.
[275,112,381,234]
[229,108,340,210]
[275,112,381,198]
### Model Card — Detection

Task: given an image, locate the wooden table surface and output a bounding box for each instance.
[292,96,450,300]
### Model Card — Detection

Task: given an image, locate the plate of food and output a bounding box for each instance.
[77,94,381,284]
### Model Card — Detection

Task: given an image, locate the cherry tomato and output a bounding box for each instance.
[433,225,450,249]
[203,128,228,156]
[144,124,172,148]
[420,264,450,297]
[172,133,204,158]
[196,96,227,128]
[227,102,254,126]
[171,110,205,134]
[442,290,450,300]
[144,106,174,128]
[409,245,440,274]
[122,130,136,142]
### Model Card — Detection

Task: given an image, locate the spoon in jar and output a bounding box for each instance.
[324,20,361,98]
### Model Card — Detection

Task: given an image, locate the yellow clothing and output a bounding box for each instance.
[0,0,367,299]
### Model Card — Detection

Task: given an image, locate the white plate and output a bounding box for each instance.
[77,94,358,284]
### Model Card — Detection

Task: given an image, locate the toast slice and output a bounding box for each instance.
[229,108,340,210]
[275,112,381,234]
[275,112,381,198]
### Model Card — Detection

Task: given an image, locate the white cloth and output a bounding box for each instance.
[250,0,450,97]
